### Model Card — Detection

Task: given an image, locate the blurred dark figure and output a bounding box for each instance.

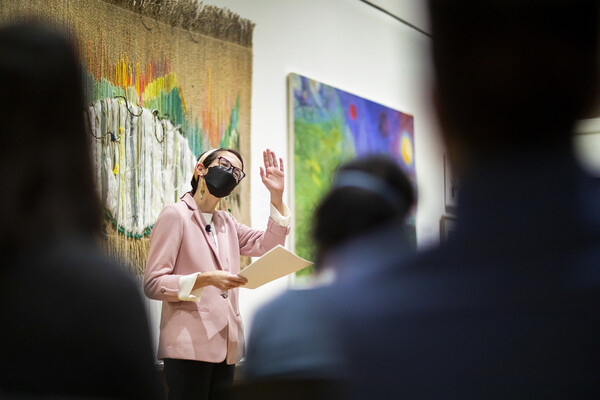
[231,155,414,399]
[331,0,600,398]
[0,22,162,399]
[311,155,415,280]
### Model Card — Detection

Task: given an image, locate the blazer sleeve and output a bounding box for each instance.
[235,216,290,257]
[143,205,185,302]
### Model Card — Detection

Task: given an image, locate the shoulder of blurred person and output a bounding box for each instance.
[244,284,344,381]
[243,216,417,381]
[326,217,415,284]
[0,235,163,399]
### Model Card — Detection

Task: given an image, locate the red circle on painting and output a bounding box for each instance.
[349,104,357,120]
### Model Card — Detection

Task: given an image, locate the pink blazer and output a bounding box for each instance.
[143,193,290,364]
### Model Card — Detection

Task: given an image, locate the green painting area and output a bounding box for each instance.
[294,118,355,276]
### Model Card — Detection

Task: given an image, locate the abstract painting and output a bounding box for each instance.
[289,73,416,275]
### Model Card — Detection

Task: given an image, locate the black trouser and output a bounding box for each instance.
[163,358,235,400]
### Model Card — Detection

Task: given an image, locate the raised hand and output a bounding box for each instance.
[259,149,285,213]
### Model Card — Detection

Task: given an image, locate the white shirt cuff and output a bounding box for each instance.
[178,273,204,302]
[270,202,291,227]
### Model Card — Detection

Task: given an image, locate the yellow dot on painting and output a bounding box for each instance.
[401,135,413,166]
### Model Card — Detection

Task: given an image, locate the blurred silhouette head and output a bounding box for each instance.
[312,155,415,270]
[428,0,599,172]
[0,22,100,252]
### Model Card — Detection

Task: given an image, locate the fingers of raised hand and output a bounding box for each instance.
[263,149,280,170]
[263,149,275,169]
[270,151,278,169]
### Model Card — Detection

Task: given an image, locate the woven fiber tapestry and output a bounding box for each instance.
[0,0,254,273]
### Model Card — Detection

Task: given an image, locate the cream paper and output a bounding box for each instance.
[238,245,312,289]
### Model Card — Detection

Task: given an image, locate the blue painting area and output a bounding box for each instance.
[293,74,344,126]
[338,89,416,187]
[337,91,401,158]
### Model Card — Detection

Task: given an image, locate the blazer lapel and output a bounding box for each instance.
[181,194,223,270]
[212,213,230,272]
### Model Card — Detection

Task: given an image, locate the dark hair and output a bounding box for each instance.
[190,148,244,195]
[429,0,599,154]
[312,155,415,269]
[0,22,101,253]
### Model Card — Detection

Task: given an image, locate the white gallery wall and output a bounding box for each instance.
[190,0,447,340]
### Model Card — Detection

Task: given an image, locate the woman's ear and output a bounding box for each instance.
[195,162,206,178]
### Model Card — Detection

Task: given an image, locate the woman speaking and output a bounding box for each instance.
[144,148,290,399]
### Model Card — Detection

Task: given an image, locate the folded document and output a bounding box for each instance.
[238,245,312,289]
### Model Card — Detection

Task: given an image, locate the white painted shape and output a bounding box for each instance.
[88,100,195,234]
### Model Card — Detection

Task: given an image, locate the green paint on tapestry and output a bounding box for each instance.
[104,209,153,239]
[191,119,199,158]
[83,72,127,105]
[219,96,241,149]
[293,118,354,276]
[82,69,241,160]
[143,88,187,132]
[83,70,203,152]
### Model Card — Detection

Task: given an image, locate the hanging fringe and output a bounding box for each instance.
[101,0,255,47]
[103,215,151,274]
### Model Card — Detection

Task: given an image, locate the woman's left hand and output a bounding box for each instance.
[260,149,284,211]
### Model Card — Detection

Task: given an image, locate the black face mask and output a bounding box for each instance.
[204,166,238,198]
